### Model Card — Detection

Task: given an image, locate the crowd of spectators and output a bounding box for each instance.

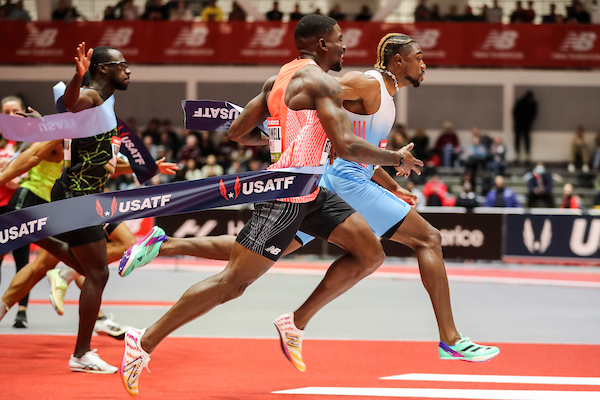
[1,0,597,24]
[413,0,595,24]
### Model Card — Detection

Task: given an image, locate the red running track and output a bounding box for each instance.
[1,335,599,399]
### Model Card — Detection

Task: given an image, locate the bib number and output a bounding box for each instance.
[267,117,282,163]
[104,136,122,174]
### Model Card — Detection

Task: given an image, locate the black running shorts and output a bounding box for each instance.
[236,187,355,261]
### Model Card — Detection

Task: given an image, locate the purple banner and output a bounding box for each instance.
[0,167,323,253]
[182,100,268,133]
[116,117,158,184]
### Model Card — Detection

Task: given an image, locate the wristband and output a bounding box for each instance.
[398,152,404,167]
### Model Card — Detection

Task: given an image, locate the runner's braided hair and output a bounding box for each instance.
[374,33,415,71]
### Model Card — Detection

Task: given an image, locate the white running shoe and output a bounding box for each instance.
[69,349,118,374]
[94,314,134,340]
[47,268,68,316]
[121,328,151,397]
[274,312,306,372]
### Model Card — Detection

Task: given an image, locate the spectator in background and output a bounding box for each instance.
[184,158,202,181]
[119,0,140,20]
[52,0,71,20]
[142,118,161,145]
[198,130,218,165]
[434,121,461,167]
[560,183,581,209]
[177,133,202,166]
[414,0,430,21]
[289,3,304,20]
[484,175,520,207]
[487,135,507,176]
[591,129,600,171]
[542,3,562,23]
[444,4,461,21]
[200,0,223,21]
[143,135,160,160]
[512,90,537,164]
[313,8,322,15]
[200,154,224,178]
[527,162,554,208]
[568,125,590,173]
[488,0,503,22]
[422,175,455,207]
[479,4,490,21]
[510,0,528,22]
[170,0,193,20]
[104,6,117,20]
[8,0,29,20]
[411,128,432,165]
[355,4,372,21]
[568,1,591,23]
[328,4,346,21]
[463,134,487,186]
[459,5,481,21]
[265,1,283,21]
[0,0,15,17]
[228,1,247,20]
[524,0,536,22]
[405,181,426,211]
[455,172,479,209]
[142,0,169,20]
[429,4,442,21]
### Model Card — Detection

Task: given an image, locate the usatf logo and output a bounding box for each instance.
[523,218,552,254]
[249,27,286,48]
[193,107,240,119]
[559,32,597,52]
[411,29,440,49]
[173,26,209,47]
[0,217,48,244]
[218,176,297,200]
[96,197,118,218]
[219,177,241,200]
[95,195,173,217]
[23,28,58,48]
[99,27,134,47]
[481,30,518,50]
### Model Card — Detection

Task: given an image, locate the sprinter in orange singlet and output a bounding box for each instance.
[120,14,423,396]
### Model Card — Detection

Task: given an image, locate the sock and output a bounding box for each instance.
[97,315,107,321]
[0,300,9,321]
[58,266,80,285]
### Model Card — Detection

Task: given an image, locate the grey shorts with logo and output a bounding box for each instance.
[236,187,355,261]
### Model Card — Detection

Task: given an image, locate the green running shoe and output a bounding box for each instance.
[118,226,167,277]
[439,335,500,362]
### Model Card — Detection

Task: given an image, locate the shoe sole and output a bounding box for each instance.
[70,366,117,374]
[440,351,500,363]
[119,227,163,277]
[96,330,127,341]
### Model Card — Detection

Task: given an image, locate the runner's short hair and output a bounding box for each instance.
[90,46,119,77]
[294,14,337,43]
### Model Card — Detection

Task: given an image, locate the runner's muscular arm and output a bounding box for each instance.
[0,140,63,187]
[229,76,275,146]
[310,73,403,166]
[338,71,381,115]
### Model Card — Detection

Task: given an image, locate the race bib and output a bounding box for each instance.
[63,139,72,169]
[319,139,332,166]
[267,117,282,163]
[104,136,122,174]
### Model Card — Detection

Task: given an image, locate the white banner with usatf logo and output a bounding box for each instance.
[0,94,117,142]
[0,167,323,253]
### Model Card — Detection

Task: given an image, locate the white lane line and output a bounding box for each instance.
[380,373,600,385]
[273,387,600,399]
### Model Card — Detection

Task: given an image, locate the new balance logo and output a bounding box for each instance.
[173,26,209,47]
[481,30,518,50]
[99,27,134,47]
[265,245,282,255]
[559,32,597,52]
[23,28,58,48]
[343,28,363,48]
[248,27,286,48]
[285,333,300,347]
[411,29,440,49]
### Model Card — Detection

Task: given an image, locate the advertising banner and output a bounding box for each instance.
[504,214,600,264]
[156,210,504,260]
[1,21,599,68]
